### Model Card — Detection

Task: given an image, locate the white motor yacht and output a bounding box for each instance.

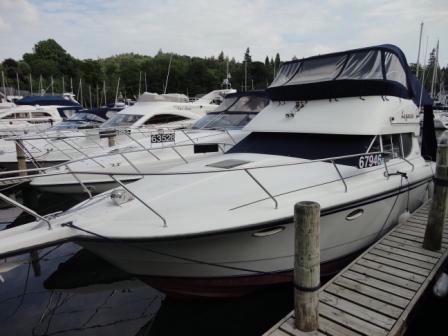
[29,91,269,194]
[0,89,234,171]
[0,45,436,297]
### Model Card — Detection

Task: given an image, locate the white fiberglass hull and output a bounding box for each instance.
[76,177,429,296]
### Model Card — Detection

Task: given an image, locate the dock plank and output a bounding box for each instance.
[349,264,420,291]
[319,316,364,336]
[264,201,448,336]
[319,302,388,336]
[280,318,326,336]
[342,270,415,299]
[363,252,431,276]
[333,276,409,309]
[325,284,402,318]
[356,258,427,283]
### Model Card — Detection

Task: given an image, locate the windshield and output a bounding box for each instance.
[192,113,257,130]
[68,113,105,123]
[211,96,238,113]
[101,114,142,128]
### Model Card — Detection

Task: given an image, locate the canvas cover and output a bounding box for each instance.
[268,44,432,107]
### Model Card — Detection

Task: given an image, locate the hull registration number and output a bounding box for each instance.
[358,154,383,169]
[151,132,175,143]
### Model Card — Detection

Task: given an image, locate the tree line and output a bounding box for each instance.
[0,39,282,107]
[1,39,447,108]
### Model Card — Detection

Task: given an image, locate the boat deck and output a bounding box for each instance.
[264,201,448,336]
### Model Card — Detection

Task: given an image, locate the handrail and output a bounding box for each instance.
[0,141,234,178]
[244,169,278,209]
[0,192,51,229]
[109,175,167,227]
[0,150,416,231]
[65,164,93,198]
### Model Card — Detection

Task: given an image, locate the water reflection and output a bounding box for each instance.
[0,244,164,336]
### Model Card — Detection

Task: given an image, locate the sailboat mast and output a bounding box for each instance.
[16,72,20,96]
[1,71,6,101]
[164,54,173,94]
[416,22,424,79]
[29,74,33,95]
[115,77,120,104]
[430,40,439,98]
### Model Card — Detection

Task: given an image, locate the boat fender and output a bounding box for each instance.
[433,272,448,298]
[398,211,411,224]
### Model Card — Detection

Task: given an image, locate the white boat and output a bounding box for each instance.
[0,89,234,171]
[0,45,436,297]
[0,94,82,134]
[433,110,448,129]
[29,91,269,194]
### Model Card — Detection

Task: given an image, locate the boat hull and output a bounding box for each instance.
[77,181,429,297]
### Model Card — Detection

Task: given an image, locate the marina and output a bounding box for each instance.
[1,1,448,335]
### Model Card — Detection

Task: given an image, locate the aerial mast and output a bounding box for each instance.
[164,54,173,94]
[416,22,424,79]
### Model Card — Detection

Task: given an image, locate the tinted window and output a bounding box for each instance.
[144,114,189,125]
[101,114,141,128]
[32,112,52,118]
[228,96,269,112]
[228,132,374,165]
[401,133,413,157]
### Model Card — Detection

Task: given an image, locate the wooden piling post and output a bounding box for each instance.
[294,201,320,332]
[107,130,117,147]
[423,144,448,251]
[15,139,28,176]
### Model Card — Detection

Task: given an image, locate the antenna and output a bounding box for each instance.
[416,22,424,79]
[51,76,54,95]
[164,54,173,94]
[70,77,73,93]
[62,76,65,93]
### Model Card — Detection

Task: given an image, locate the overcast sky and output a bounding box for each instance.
[1,0,447,66]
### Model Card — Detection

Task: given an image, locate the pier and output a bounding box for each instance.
[264,200,448,336]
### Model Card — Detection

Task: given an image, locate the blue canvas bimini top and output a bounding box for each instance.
[268,44,432,107]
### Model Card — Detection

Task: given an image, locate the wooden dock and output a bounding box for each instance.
[264,201,448,336]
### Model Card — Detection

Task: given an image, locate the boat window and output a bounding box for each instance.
[384,52,407,88]
[192,112,256,130]
[400,133,413,158]
[144,114,189,125]
[337,50,383,80]
[228,96,269,112]
[212,96,238,112]
[3,112,29,119]
[32,112,52,118]
[367,135,381,153]
[101,114,142,128]
[227,132,374,165]
[382,134,402,160]
[287,55,347,85]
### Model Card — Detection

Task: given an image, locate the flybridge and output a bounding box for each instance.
[267,44,431,107]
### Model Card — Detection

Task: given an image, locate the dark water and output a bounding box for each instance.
[1,130,447,335]
[0,189,293,336]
